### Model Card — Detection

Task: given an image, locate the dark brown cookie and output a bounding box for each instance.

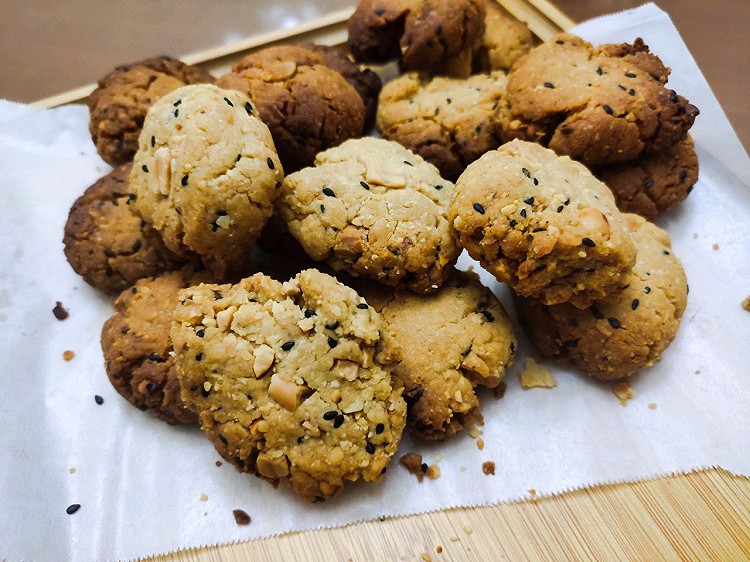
[472,0,533,72]
[501,33,699,166]
[594,135,699,220]
[216,45,365,172]
[88,56,214,166]
[101,267,214,424]
[347,0,486,77]
[63,163,185,295]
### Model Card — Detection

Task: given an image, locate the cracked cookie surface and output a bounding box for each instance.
[101,267,213,424]
[449,140,636,308]
[361,270,516,440]
[171,269,406,501]
[516,213,687,379]
[130,84,283,279]
[88,56,214,166]
[501,33,698,165]
[277,137,461,294]
[63,162,185,294]
[216,45,366,172]
[377,70,508,181]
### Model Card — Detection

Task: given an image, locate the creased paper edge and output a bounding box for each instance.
[127,464,750,562]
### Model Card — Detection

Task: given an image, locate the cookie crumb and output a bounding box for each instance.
[68,467,76,474]
[426,464,441,480]
[400,452,426,482]
[436,545,443,554]
[459,466,467,473]
[66,503,81,515]
[476,438,485,450]
[215,460,223,467]
[463,526,473,535]
[422,554,432,562]
[519,358,557,389]
[434,454,443,462]
[482,461,496,475]
[199,493,208,502]
[647,402,657,410]
[53,301,69,320]
[712,243,719,250]
[493,380,507,399]
[528,488,537,497]
[232,509,251,525]
[94,395,104,405]
[63,350,75,361]
[612,381,634,406]
[741,296,750,312]
[694,369,701,375]
[468,426,482,439]
[450,536,460,542]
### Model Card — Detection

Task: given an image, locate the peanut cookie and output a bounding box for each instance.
[501,33,699,165]
[171,269,406,501]
[347,0,486,77]
[377,70,508,181]
[130,84,283,279]
[449,140,636,308]
[594,135,699,220]
[362,270,516,440]
[516,213,687,379]
[216,45,366,172]
[88,56,214,166]
[63,162,185,294]
[101,267,213,425]
[473,0,533,72]
[277,137,461,294]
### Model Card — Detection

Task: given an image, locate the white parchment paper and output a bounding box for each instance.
[1,4,749,560]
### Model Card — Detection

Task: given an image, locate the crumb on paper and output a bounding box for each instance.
[694,369,701,375]
[476,438,484,450]
[742,296,750,312]
[493,380,507,399]
[612,381,634,406]
[482,461,495,476]
[648,402,657,410]
[215,460,223,467]
[712,243,719,250]
[463,526,473,535]
[436,545,443,554]
[468,426,482,439]
[425,464,441,480]
[519,357,557,389]
[53,301,69,320]
[450,536,460,542]
[232,509,251,525]
[459,466,467,473]
[528,488,537,497]
[63,350,75,361]
[434,454,443,462]
[693,232,698,239]
[422,553,432,562]
[199,493,208,502]
[400,452,426,482]
[68,467,76,474]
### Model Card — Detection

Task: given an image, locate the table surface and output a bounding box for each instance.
[3,1,749,560]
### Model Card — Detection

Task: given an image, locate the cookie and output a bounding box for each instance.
[473,0,533,72]
[347,0,486,77]
[376,70,508,181]
[216,45,366,172]
[63,162,185,295]
[101,267,213,425]
[516,213,687,379]
[130,84,283,279]
[361,270,516,440]
[276,137,461,294]
[88,56,214,166]
[594,135,699,220]
[448,140,636,308]
[170,269,406,501]
[501,33,699,165]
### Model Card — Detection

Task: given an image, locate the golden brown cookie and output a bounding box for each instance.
[448,140,636,308]
[88,56,214,166]
[63,162,185,294]
[501,33,699,165]
[216,45,366,172]
[516,213,688,380]
[594,135,699,220]
[473,0,533,72]
[171,269,406,502]
[377,70,508,181]
[277,137,461,294]
[130,84,283,279]
[101,267,213,424]
[361,270,516,440]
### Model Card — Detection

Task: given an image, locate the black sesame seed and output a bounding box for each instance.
[510,342,515,355]
[245,101,253,115]
[365,443,376,454]
[556,39,565,44]
[561,338,579,350]
[434,184,443,190]
[522,167,531,178]
[679,170,688,181]
[412,388,424,402]
[281,341,295,351]
[266,157,275,170]
[320,204,325,213]
[219,434,228,445]
[104,264,113,277]
[327,336,338,348]
[557,205,564,213]
[132,239,142,252]
[360,180,370,190]
[357,303,369,310]
[603,105,613,115]
[473,202,485,214]
[202,387,211,397]
[322,187,335,197]
[420,463,429,472]
[323,410,338,420]
[509,219,517,228]
[297,436,304,444]
[325,321,339,330]
[625,72,637,78]
[174,109,179,117]
[104,248,116,258]
[141,164,149,173]
[333,414,345,428]
[434,107,440,115]
[596,67,603,75]
[374,7,385,15]
[644,178,654,189]
[532,227,546,233]
[223,96,234,107]
[618,84,627,91]
[520,209,527,218]
[591,305,604,319]
[304,309,317,317]
[173,99,182,107]
[148,353,165,362]
[146,382,158,394]
[544,82,555,89]
[196,328,206,338]
[195,352,203,361]
[669,90,678,103]
[403,160,413,166]
[150,135,156,148]
[213,290,223,300]
[663,249,670,255]
[94,395,104,405]
[66,504,81,515]
[629,89,635,96]
[533,177,539,186]
[181,174,189,186]
[608,317,622,329]
[375,423,385,434]
[631,299,640,310]
[481,310,495,322]
[524,197,534,205]
[582,237,596,247]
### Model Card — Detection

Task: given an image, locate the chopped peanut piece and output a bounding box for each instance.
[253,344,275,378]
[269,374,309,411]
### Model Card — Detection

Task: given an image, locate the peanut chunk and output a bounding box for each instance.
[256,452,290,479]
[253,344,275,378]
[269,373,309,411]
